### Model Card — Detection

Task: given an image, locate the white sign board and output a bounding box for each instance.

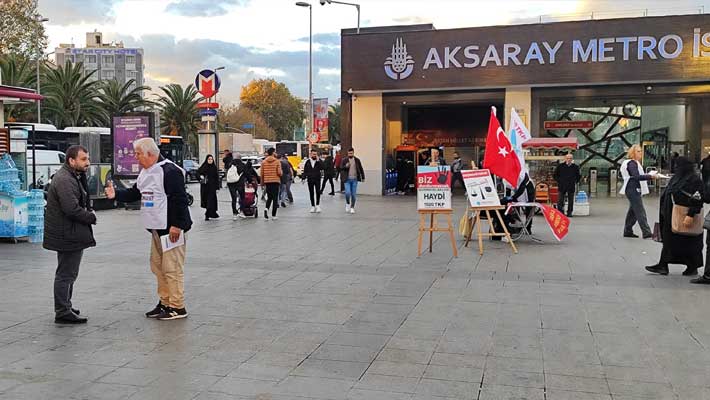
[417,166,451,210]
[462,169,500,207]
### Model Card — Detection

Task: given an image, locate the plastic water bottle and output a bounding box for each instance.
[28,189,45,243]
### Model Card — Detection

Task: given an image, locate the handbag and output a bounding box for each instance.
[652,222,662,243]
[671,192,703,236]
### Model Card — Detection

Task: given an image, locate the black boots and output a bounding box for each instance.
[645,264,669,275]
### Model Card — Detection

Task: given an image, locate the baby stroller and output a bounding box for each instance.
[242,182,259,218]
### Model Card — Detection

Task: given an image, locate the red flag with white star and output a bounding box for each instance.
[483,107,521,187]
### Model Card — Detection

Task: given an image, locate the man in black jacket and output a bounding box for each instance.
[303,149,324,213]
[105,138,193,321]
[44,145,96,324]
[320,152,336,196]
[554,153,581,217]
[340,148,365,214]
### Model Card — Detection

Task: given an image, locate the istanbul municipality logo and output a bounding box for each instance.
[384,38,414,80]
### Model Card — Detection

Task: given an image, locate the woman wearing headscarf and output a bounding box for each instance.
[646,156,704,276]
[197,154,220,221]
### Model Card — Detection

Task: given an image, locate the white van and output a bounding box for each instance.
[27,149,65,189]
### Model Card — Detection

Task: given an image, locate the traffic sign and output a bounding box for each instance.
[201,115,216,122]
[197,102,219,109]
[194,69,221,99]
[242,123,255,130]
[307,131,320,144]
[199,109,217,116]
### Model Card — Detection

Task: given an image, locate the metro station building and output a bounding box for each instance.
[339,14,710,195]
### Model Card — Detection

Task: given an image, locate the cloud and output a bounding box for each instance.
[165,0,249,17]
[297,33,341,46]
[39,0,120,25]
[392,16,432,25]
[115,34,341,105]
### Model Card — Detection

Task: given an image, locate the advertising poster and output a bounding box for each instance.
[462,169,500,207]
[417,165,451,210]
[312,98,329,143]
[113,115,150,176]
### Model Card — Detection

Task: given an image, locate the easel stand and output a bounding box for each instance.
[417,209,458,257]
[463,206,518,255]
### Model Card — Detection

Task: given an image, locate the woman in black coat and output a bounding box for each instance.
[646,157,704,276]
[198,155,220,220]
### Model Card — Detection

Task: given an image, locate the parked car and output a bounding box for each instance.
[182,159,200,182]
[242,156,264,172]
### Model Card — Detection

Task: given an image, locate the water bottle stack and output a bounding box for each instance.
[573,190,590,216]
[0,153,20,193]
[28,189,45,243]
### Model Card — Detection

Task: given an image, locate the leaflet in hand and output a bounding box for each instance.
[160,231,185,252]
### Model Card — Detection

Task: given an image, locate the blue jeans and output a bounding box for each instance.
[279,181,291,204]
[345,178,358,207]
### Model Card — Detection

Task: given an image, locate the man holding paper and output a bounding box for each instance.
[105,138,193,320]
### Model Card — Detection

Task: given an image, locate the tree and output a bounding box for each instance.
[42,61,103,129]
[0,54,37,122]
[218,105,276,141]
[157,83,201,154]
[0,0,48,58]
[239,78,306,141]
[328,103,341,144]
[95,78,153,126]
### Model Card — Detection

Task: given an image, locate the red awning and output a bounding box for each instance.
[0,86,43,101]
[522,137,578,149]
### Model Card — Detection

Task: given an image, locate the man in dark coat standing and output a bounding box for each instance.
[554,153,581,217]
[44,145,96,324]
[303,149,324,213]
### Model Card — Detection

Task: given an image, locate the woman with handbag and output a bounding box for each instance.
[646,157,704,276]
[197,155,220,221]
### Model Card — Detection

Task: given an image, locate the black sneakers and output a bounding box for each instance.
[156,307,188,320]
[55,312,87,324]
[145,302,166,318]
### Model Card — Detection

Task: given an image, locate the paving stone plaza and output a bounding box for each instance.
[1,184,708,400]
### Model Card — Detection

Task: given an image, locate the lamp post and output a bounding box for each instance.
[36,16,49,123]
[320,0,360,34]
[296,2,312,150]
[212,66,225,164]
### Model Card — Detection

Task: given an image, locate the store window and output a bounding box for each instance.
[102,55,114,65]
[126,55,135,64]
[85,55,97,64]
[102,70,115,80]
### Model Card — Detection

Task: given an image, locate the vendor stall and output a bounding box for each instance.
[522,137,579,204]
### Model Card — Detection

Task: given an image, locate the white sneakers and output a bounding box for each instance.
[310,206,316,213]
[350,207,355,214]
[345,205,351,213]
[233,214,238,221]
[316,205,322,213]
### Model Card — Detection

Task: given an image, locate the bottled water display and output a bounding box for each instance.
[28,189,45,243]
[0,153,41,241]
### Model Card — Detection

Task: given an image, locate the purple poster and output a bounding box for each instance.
[112,115,150,176]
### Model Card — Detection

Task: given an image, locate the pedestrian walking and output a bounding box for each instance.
[646,157,704,276]
[260,147,283,220]
[222,149,233,172]
[620,144,657,238]
[321,151,336,195]
[303,149,324,213]
[105,138,193,320]
[450,152,464,191]
[340,147,365,214]
[278,154,293,208]
[44,145,96,324]
[554,153,581,217]
[226,154,245,220]
[334,150,343,193]
[198,155,220,221]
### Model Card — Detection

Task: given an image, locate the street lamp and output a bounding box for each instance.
[36,16,49,123]
[319,0,360,34]
[212,66,225,160]
[296,2,312,148]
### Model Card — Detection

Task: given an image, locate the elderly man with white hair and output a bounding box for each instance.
[105,137,193,320]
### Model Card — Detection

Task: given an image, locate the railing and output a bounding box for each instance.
[519,7,706,24]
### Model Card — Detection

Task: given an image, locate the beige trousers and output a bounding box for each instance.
[150,231,186,309]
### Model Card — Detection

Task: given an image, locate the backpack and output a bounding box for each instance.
[226,165,241,183]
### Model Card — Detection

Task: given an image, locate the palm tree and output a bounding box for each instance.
[157,83,201,154]
[328,103,341,144]
[95,78,153,126]
[0,54,37,122]
[42,61,103,128]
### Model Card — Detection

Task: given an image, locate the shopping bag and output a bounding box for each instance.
[459,212,472,237]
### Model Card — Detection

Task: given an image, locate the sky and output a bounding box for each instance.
[38,0,710,106]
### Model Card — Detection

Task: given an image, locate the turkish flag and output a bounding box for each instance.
[483,107,521,187]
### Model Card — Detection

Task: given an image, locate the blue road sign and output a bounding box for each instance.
[199,109,217,116]
[242,123,255,130]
